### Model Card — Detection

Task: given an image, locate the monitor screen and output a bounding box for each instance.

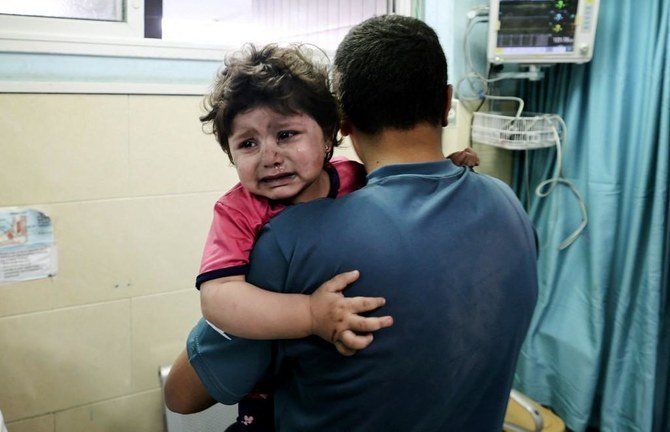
[488,0,599,64]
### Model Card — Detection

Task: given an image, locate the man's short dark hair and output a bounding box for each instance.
[333,15,448,135]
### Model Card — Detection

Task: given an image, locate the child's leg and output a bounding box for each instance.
[225,388,274,432]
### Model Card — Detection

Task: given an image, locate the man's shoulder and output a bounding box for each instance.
[470,171,526,209]
[257,191,354,249]
[450,167,521,204]
[268,196,339,228]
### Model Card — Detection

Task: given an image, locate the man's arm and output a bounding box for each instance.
[164,349,216,414]
[163,316,274,412]
[166,227,289,410]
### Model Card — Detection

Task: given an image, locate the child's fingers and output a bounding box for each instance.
[338,330,374,351]
[348,295,386,313]
[321,270,360,294]
[450,148,479,167]
[334,341,357,356]
[349,315,394,333]
[463,148,480,166]
[450,152,466,165]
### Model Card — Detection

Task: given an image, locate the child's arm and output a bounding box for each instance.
[200,270,393,355]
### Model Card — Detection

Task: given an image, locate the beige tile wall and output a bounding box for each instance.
[0,94,508,431]
[0,94,237,430]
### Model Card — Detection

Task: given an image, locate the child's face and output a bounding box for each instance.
[228,106,331,204]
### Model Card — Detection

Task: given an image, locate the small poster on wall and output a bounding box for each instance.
[0,208,58,284]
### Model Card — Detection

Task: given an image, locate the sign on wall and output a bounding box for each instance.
[0,208,58,284]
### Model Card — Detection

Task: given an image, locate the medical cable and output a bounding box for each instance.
[533,115,588,250]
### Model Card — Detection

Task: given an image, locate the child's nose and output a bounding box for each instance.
[261,140,284,167]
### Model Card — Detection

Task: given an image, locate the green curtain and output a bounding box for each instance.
[512,1,670,431]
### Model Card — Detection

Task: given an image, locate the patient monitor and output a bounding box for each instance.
[488,0,599,64]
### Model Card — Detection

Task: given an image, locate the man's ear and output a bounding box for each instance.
[441,84,453,127]
[339,118,364,163]
[340,118,352,136]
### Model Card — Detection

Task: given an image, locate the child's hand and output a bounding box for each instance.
[448,147,479,167]
[309,270,393,356]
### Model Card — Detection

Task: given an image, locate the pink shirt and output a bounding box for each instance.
[196,156,366,287]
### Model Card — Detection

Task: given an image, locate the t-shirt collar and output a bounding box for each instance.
[366,159,459,185]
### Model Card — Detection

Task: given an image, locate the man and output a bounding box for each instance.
[166,15,537,431]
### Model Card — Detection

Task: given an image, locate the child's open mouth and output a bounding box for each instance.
[261,173,296,186]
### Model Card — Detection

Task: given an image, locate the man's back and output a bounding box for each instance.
[248,160,538,431]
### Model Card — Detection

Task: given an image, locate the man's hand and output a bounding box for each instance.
[309,270,393,356]
[448,147,480,167]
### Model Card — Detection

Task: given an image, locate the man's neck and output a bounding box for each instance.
[354,124,445,173]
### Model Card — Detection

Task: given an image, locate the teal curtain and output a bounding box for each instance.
[512,1,670,431]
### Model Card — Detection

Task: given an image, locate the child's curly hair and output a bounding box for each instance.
[200,43,341,164]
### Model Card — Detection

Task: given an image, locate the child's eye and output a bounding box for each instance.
[277,130,298,142]
[237,139,256,149]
